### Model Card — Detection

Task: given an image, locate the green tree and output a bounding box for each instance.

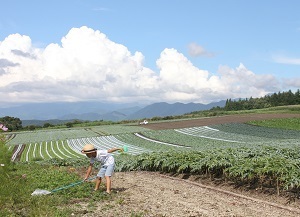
[295,89,300,104]
[65,122,73,128]
[28,125,36,131]
[0,116,22,131]
[43,123,54,128]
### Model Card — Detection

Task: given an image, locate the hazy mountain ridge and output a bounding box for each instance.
[126,101,225,119]
[0,102,143,120]
[1,100,226,126]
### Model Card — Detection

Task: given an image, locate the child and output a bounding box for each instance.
[81,144,123,194]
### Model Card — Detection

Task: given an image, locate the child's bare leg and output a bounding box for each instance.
[94,177,101,191]
[105,176,111,193]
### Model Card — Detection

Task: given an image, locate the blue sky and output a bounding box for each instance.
[0,0,299,107]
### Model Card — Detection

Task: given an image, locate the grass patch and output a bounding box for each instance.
[248,117,300,130]
[0,137,110,216]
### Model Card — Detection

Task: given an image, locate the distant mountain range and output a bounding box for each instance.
[126,101,226,120]
[0,100,226,126]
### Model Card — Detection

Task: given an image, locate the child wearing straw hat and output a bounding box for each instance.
[81,144,123,194]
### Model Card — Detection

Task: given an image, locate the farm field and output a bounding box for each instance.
[84,113,300,216]
[6,113,300,163]
[141,113,300,130]
[7,124,151,145]
[2,112,300,216]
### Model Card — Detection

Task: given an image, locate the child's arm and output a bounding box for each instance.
[83,163,93,181]
[107,147,123,153]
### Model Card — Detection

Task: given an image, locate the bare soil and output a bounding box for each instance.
[74,171,300,217]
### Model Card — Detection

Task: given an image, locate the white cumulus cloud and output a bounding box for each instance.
[0,26,293,106]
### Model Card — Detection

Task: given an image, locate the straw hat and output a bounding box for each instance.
[81,144,97,154]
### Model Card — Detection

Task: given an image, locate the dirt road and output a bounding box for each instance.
[75,171,300,217]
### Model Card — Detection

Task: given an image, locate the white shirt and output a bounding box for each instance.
[90,150,115,166]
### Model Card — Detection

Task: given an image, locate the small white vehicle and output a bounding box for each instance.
[139,120,149,125]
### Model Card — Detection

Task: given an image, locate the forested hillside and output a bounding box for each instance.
[223,89,300,111]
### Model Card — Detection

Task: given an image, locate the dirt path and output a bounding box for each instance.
[75,171,300,217]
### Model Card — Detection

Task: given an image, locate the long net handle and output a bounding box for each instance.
[51,176,96,193]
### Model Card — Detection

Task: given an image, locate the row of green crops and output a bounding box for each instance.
[19,140,83,162]
[115,133,190,151]
[67,136,149,156]
[212,122,300,139]
[18,134,155,162]
[11,122,300,162]
[6,124,152,146]
[90,124,151,135]
[7,128,100,145]
[138,123,300,150]
[115,146,300,194]
[139,129,246,149]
